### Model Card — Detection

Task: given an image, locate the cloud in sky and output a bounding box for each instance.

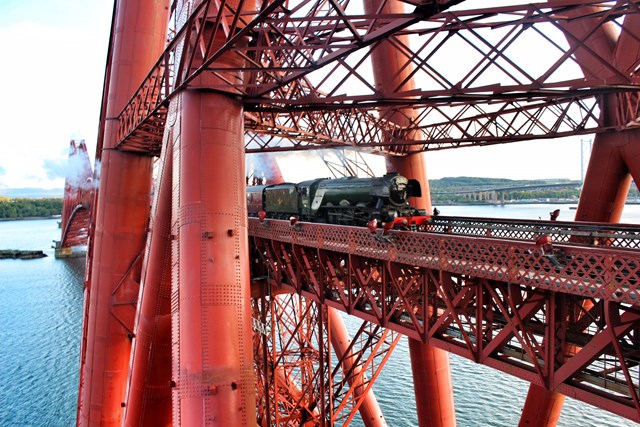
[0,1,110,189]
[43,157,70,181]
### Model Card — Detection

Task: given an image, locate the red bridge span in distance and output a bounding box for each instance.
[63,1,640,426]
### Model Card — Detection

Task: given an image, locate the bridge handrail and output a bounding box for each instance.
[248,218,640,305]
[430,215,640,250]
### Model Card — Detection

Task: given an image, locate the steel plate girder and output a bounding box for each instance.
[250,226,640,421]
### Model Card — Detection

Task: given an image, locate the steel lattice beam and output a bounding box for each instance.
[113,1,640,156]
[250,218,640,303]
[251,292,400,425]
[249,218,640,422]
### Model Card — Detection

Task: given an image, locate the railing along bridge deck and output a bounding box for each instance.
[249,216,640,421]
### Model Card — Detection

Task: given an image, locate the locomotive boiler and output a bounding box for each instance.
[247,173,429,228]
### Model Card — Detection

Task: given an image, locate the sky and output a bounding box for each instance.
[0,1,586,190]
[0,0,112,189]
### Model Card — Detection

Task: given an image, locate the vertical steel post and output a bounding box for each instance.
[575,124,640,223]
[171,90,256,426]
[363,1,456,425]
[77,1,169,425]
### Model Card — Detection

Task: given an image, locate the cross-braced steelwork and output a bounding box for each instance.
[252,292,401,425]
[249,218,640,421]
[76,1,640,426]
[113,1,639,156]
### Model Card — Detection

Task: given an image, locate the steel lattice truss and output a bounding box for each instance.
[252,293,400,425]
[114,0,640,156]
[249,218,640,422]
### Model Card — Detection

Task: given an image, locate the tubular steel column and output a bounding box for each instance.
[123,131,174,426]
[364,1,456,426]
[394,155,456,427]
[172,90,256,426]
[77,1,169,425]
[328,308,387,427]
[574,116,640,224]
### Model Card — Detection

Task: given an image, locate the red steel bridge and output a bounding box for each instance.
[61,1,640,426]
[56,139,93,258]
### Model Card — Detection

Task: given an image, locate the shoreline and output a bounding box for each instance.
[434,201,639,206]
[0,215,61,222]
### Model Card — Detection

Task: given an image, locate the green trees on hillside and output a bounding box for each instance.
[429,177,582,204]
[0,198,63,219]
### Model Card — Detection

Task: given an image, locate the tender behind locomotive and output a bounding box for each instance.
[247,173,428,228]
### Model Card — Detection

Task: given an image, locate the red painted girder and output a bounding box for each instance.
[115,0,435,153]
[426,215,640,250]
[114,1,640,155]
[244,95,604,153]
[251,292,400,425]
[252,294,328,425]
[250,236,640,422]
[249,218,640,304]
[60,207,90,248]
[329,312,399,426]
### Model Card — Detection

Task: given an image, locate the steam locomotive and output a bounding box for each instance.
[247,173,430,229]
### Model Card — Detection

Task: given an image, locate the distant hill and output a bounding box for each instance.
[0,188,64,198]
[429,176,577,191]
[429,176,583,204]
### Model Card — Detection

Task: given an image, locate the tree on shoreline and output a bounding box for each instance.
[0,198,63,219]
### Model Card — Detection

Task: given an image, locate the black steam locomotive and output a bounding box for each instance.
[247,173,430,229]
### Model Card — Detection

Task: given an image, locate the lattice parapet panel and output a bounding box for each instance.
[429,216,640,250]
[248,218,640,305]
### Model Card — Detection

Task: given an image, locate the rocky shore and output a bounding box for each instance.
[0,250,47,259]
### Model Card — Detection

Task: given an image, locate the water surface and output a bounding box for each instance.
[1,206,639,426]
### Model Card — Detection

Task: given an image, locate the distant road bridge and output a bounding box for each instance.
[434,182,582,204]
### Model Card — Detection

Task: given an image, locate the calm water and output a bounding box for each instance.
[0,219,84,426]
[1,205,639,426]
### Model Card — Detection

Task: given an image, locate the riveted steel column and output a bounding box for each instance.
[172,90,256,426]
[123,130,174,426]
[329,309,387,427]
[364,1,456,425]
[77,1,169,425]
